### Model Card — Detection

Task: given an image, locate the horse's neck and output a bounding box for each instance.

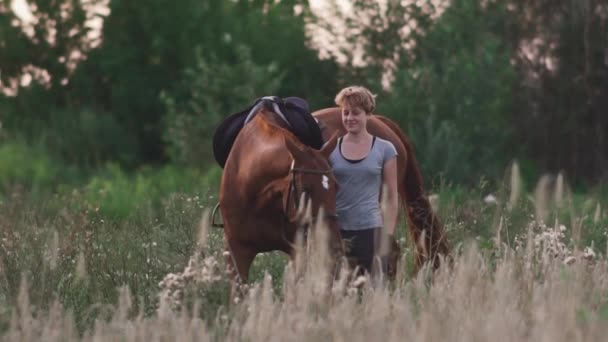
[256,176,291,213]
[238,117,292,202]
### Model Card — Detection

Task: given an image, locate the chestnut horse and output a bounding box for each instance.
[313,107,450,270]
[219,108,342,295]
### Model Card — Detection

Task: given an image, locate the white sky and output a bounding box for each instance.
[11,0,33,21]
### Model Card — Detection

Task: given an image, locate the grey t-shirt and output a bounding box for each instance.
[329,136,398,231]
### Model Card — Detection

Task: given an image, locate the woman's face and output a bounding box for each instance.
[341,104,368,134]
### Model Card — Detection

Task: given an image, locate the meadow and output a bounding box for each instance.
[0,162,607,341]
[2,0,606,339]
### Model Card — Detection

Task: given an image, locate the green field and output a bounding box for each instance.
[2,0,607,339]
[0,162,606,340]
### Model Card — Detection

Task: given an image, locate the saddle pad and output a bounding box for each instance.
[212,97,324,168]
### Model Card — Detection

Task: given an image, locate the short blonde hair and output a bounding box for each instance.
[334,86,376,114]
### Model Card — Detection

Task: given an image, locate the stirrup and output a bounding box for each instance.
[211,202,224,228]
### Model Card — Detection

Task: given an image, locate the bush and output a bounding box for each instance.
[82,164,214,218]
[0,140,61,190]
[43,108,139,167]
[381,0,517,185]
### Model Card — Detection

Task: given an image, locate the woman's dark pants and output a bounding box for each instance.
[340,227,380,276]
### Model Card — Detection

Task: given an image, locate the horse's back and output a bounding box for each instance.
[312,108,408,178]
[313,108,402,144]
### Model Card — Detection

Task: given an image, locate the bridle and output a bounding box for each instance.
[283,161,345,280]
[284,160,339,239]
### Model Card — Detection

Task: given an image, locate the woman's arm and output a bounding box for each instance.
[381,157,399,236]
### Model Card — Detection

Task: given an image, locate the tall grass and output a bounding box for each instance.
[0,171,607,341]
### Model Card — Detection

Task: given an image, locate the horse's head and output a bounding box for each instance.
[283,133,343,257]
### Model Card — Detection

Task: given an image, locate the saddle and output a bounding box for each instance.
[212,96,324,168]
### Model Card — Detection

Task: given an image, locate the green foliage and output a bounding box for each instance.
[81,164,213,218]
[317,0,606,185]
[68,0,230,164]
[45,107,138,167]
[227,0,340,108]
[506,0,608,183]
[2,0,340,171]
[159,0,340,166]
[0,140,61,190]
[327,0,436,85]
[161,45,283,166]
[0,188,219,332]
[1,176,606,334]
[324,0,516,185]
[384,0,517,185]
[2,0,607,188]
[0,0,97,95]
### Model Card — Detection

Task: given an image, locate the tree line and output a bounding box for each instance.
[1,0,606,186]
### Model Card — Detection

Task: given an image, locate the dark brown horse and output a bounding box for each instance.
[219,109,342,296]
[313,107,450,270]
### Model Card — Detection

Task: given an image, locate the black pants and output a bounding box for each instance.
[340,228,380,276]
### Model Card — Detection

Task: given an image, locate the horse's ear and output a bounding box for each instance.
[320,132,339,159]
[285,136,306,161]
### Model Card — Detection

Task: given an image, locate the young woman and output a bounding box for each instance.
[329,86,399,276]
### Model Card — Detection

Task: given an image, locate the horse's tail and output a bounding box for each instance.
[375,115,451,270]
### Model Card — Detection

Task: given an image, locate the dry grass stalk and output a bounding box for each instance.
[75,251,87,282]
[554,172,564,208]
[593,203,601,224]
[508,160,521,211]
[534,175,552,223]
[4,237,608,341]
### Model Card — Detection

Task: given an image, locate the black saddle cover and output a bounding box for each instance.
[212,97,324,168]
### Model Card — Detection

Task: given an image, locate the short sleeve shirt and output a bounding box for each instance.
[329,136,398,230]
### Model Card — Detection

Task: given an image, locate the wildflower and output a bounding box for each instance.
[582,247,596,261]
[352,275,368,288]
[563,256,576,265]
[158,253,223,311]
[428,194,440,211]
[483,194,498,205]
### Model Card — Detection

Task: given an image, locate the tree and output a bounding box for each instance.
[161,45,284,166]
[312,0,517,184]
[2,0,341,168]
[507,0,608,183]
[384,0,517,184]
[0,0,102,101]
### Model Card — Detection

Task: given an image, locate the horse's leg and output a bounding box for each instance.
[375,116,451,271]
[224,238,256,303]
